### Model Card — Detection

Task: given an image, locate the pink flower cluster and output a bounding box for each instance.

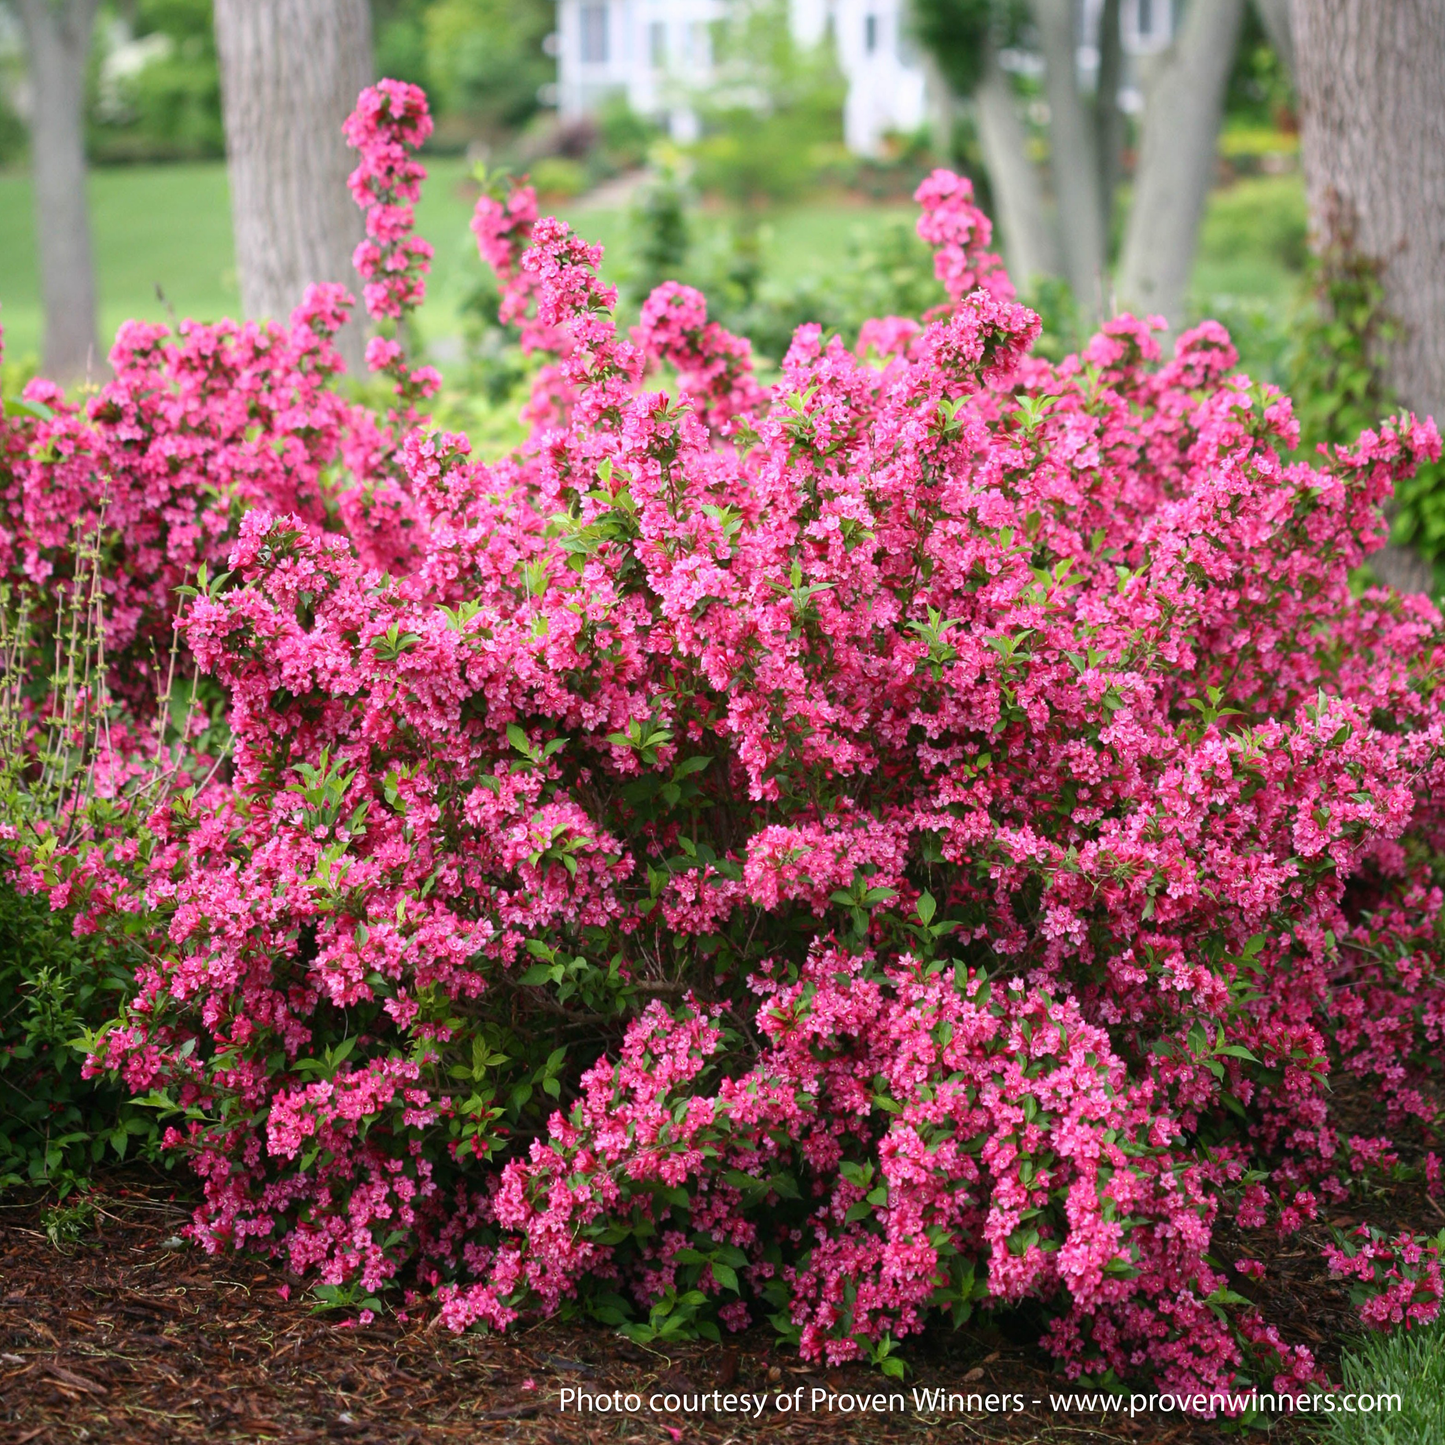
[0,288,416,671]
[7,83,1445,1412]
[1326,1226,1445,1330]
[344,79,434,325]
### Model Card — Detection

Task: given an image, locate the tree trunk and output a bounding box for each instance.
[920,52,956,164]
[974,49,1059,290]
[1293,0,1445,594]
[213,0,373,371]
[1116,0,1245,333]
[1031,0,1105,316]
[1095,0,1124,227]
[18,0,101,384]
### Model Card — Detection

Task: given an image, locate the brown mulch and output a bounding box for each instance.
[0,1173,1365,1445]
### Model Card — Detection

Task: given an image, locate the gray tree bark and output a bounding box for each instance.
[1116,0,1245,332]
[1031,0,1106,315]
[974,49,1059,290]
[213,0,373,372]
[18,0,101,384]
[1293,0,1445,594]
[1095,0,1124,223]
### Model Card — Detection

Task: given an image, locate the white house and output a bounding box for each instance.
[790,0,927,155]
[554,0,1174,157]
[555,0,928,155]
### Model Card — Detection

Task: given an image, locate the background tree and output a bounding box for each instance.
[1292,0,1445,594]
[16,0,101,382]
[212,0,373,371]
[1115,0,1246,329]
[914,0,1278,333]
[911,0,1057,289]
[1030,0,1105,311]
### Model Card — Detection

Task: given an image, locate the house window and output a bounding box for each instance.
[649,19,666,67]
[864,13,878,53]
[580,3,608,64]
[1123,0,1171,53]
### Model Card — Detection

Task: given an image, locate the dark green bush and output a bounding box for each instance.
[0,867,160,1194]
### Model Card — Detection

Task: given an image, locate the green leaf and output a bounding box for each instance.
[2,395,54,421]
[711,1262,739,1293]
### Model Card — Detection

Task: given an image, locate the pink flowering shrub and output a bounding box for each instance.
[8,83,1445,1407]
[1326,1227,1445,1330]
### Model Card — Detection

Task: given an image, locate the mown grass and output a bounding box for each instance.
[1312,1324,1445,1445]
[0,159,1307,370]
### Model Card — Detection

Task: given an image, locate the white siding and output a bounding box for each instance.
[557,0,929,155]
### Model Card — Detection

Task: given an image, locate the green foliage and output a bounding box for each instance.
[910,0,994,97]
[422,0,553,134]
[0,869,160,1195]
[690,0,846,210]
[1284,249,1396,455]
[530,156,588,200]
[1320,1322,1445,1444]
[1223,4,1293,129]
[1279,244,1445,583]
[619,164,949,362]
[0,95,25,169]
[372,0,435,93]
[625,161,692,304]
[1199,175,1310,289]
[1020,275,1084,364]
[0,534,193,1196]
[595,94,662,174]
[709,213,944,360]
[89,0,224,164]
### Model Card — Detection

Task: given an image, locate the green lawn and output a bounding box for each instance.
[0,163,237,367]
[0,158,1307,372]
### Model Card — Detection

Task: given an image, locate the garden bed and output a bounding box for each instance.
[0,1174,1367,1444]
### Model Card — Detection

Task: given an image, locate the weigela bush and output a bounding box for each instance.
[7,83,1445,1405]
[1326,1226,1445,1331]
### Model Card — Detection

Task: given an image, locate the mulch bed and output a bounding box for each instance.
[0,1169,1397,1445]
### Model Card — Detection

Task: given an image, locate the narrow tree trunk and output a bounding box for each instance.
[920,52,956,163]
[974,50,1059,290]
[1031,0,1105,316]
[213,0,372,371]
[1293,0,1445,594]
[1095,0,1124,228]
[18,0,100,384]
[1116,0,1245,332]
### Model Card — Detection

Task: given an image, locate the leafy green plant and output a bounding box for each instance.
[0,531,195,1196]
[0,868,161,1194]
[689,0,846,210]
[1282,242,1445,588]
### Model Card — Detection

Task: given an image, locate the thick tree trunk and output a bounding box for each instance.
[18,0,101,384]
[974,50,1059,290]
[1116,0,1245,333]
[1293,0,1445,594]
[1031,0,1106,315]
[213,0,372,371]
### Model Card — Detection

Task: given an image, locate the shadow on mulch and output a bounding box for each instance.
[0,1170,1366,1444]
